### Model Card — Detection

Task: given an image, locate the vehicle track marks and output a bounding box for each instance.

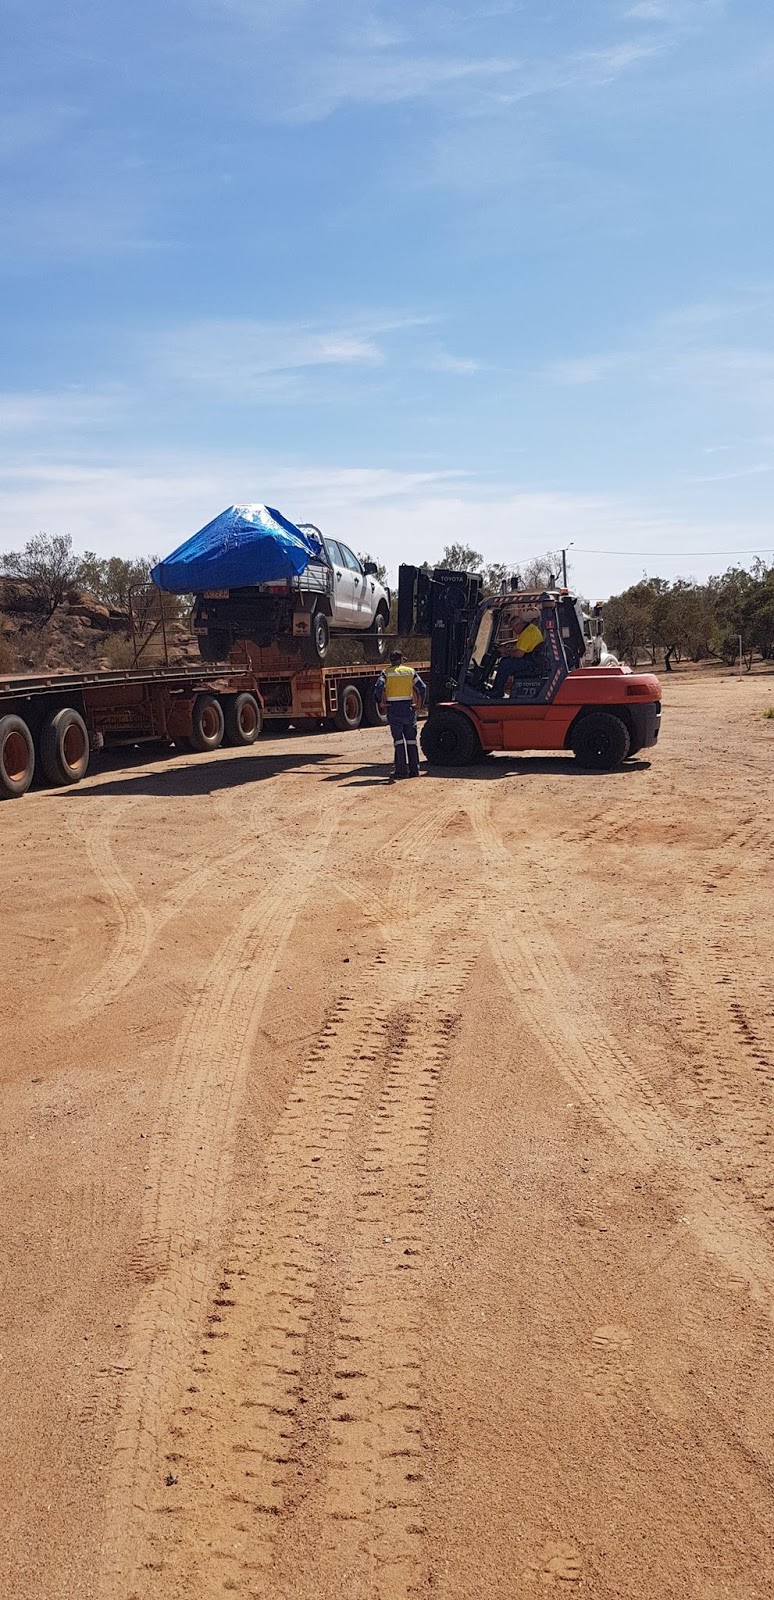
[72,800,155,1017]
[470,795,774,1315]
[99,799,338,1595]
[72,775,304,1017]
[100,802,463,1596]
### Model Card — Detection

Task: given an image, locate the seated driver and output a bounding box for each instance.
[490,615,546,697]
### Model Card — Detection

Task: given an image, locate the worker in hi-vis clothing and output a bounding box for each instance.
[491,616,546,697]
[375,651,427,781]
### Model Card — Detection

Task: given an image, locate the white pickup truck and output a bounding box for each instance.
[193,528,391,662]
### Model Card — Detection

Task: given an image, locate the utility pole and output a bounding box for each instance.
[561,547,570,587]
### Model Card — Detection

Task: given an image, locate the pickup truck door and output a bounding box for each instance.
[340,544,372,626]
[324,539,355,623]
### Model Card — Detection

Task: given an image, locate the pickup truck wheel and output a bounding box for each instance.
[0,715,35,798]
[197,630,230,663]
[310,609,330,662]
[571,711,630,770]
[367,610,388,659]
[39,707,90,787]
[333,684,363,731]
[420,709,480,766]
[224,693,262,745]
[189,694,225,752]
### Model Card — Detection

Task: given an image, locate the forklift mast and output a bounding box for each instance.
[398,565,484,707]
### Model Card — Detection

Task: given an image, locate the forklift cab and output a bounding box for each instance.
[456,591,585,708]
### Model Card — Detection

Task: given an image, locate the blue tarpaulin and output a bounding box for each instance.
[151,504,325,593]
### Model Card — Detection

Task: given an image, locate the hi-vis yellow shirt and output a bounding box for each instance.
[515,623,544,654]
[384,664,416,700]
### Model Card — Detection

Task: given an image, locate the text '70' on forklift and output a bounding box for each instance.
[397,565,662,772]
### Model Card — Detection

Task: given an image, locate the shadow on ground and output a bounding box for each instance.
[65,747,334,798]
[329,755,652,785]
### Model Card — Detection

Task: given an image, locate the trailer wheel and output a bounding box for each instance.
[224,693,262,746]
[333,683,363,731]
[362,686,387,726]
[189,694,225,752]
[0,714,35,799]
[39,707,90,787]
[420,709,480,766]
[571,711,630,770]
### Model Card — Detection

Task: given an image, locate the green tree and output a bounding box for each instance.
[0,532,83,622]
[440,543,484,573]
[356,551,387,583]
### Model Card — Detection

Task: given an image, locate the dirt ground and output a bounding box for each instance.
[1,668,773,1600]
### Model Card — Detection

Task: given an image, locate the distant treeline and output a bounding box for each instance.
[604,561,774,670]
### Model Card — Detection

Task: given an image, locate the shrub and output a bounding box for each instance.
[0,624,16,674]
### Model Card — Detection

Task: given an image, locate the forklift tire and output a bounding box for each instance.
[420,709,480,766]
[39,707,91,787]
[571,711,630,770]
[224,692,262,745]
[189,694,225,752]
[0,714,35,799]
[333,683,363,731]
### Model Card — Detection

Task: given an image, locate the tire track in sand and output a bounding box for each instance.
[114,802,475,1600]
[73,799,155,1017]
[469,793,774,1315]
[99,795,339,1594]
[72,774,304,1019]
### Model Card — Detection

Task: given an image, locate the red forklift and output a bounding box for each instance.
[397,566,661,771]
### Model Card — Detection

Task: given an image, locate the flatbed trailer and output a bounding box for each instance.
[236,640,425,731]
[0,647,428,800]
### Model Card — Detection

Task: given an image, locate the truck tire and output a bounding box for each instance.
[189,694,225,752]
[362,686,387,726]
[420,709,480,766]
[197,629,230,663]
[0,714,35,799]
[571,711,630,770]
[39,707,90,787]
[224,692,262,746]
[333,683,363,731]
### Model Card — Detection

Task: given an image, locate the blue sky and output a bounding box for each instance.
[1,0,773,595]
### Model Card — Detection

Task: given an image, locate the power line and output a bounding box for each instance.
[573,546,772,558]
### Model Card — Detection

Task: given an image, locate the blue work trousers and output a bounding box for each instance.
[387,704,420,778]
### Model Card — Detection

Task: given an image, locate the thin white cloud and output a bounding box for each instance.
[0,453,769,595]
[153,314,433,396]
[624,1,724,22]
[545,293,774,395]
[424,351,482,376]
[0,391,121,431]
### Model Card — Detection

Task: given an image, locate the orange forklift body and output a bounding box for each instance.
[445,668,662,753]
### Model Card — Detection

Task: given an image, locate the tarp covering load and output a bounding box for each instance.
[151,504,324,593]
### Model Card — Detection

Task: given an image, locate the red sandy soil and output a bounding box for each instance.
[1,668,772,1599]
